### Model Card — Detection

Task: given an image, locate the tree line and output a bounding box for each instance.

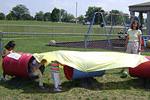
[0,4,130,25]
[0,4,75,22]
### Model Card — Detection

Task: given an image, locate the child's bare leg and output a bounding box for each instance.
[33,69,44,89]
[52,72,61,88]
[1,72,9,81]
[50,61,62,92]
[3,72,6,79]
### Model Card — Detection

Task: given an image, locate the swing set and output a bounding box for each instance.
[84,12,130,48]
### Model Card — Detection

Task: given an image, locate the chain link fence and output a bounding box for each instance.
[0,32,150,55]
[0,19,149,54]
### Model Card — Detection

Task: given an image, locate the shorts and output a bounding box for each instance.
[126,41,139,54]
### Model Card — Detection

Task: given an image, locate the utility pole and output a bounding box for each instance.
[76,2,78,24]
[59,9,61,22]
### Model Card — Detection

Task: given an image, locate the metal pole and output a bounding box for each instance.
[84,12,96,48]
[147,11,150,35]
[0,32,3,57]
[76,2,78,24]
[59,9,61,22]
[121,13,128,34]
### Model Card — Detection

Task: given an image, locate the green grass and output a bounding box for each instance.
[0,20,125,34]
[0,20,147,34]
[0,20,88,33]
[0,20,150,100]
[0,20,83,26]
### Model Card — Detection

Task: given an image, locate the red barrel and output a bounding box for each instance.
[64,65,73,80]
[129,56,150,78]
[2,53,33,78]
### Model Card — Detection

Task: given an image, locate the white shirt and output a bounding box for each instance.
[127,29,142,42]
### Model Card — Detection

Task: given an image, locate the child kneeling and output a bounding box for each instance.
[28,58,46,89]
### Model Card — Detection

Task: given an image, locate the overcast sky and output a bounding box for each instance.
[0,0,150,16]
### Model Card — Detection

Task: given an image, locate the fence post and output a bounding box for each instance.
[0,32,3,57]
[84,34,88,48]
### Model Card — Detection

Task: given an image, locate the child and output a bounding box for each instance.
[121,20,142,78]
[1,41,16,80]
[125,20,142,54]
[32,55,62,92]
[2,40,15,58]
[50,61,62,92]
[29,59,46,89]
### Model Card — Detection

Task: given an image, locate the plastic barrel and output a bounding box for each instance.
[129,56,150,78]
[64,65,105,80]
[2,53,33,78]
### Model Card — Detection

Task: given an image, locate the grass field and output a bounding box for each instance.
[0,20,125,34]
[0,20,150,100]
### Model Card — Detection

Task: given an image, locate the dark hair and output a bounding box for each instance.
[5,40,16,50]
[130,20,139,30]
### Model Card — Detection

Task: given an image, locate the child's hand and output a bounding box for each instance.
[138,47,144,52]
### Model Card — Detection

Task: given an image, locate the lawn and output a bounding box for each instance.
[0,20,125,34]
[0,20,150,100]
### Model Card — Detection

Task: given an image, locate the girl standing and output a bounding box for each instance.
[121,20,142,78]
[125,20,142,54]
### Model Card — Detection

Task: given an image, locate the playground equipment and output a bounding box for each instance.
[2,53,32,78]
[84,12,129,48]
[64,57,150,80]
[2,53,44,78]
[3,51,150,81]
[84,12,107,48]
[63,65,105,80]
[2,52,105,80]
[129,56,150,78]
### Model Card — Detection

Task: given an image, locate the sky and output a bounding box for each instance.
[0,0,150,17]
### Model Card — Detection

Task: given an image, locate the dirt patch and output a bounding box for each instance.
[47,39,124,51]
[47,39,150,52]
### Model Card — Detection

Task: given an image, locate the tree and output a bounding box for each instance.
[35,11,44,21]
[63,13,75,22]
[6,11,17,20]
[51,8,60,22]
[85,6,104,24]
[44,12,51,21]
[59,9,66,22]
[22,14,33,20]
[11,4,30,20]
[59,9,75,22]
[61,12,74,22]
[123,13,130,25]
[0,12,5,20]
[108,10,123,25]
[78,15,84,23]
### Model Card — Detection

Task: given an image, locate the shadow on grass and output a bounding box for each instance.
[1,77,150,94]
[62,78,103,91]
[62,77,150,91]
[101,78,150,90]
[0,77,53,93]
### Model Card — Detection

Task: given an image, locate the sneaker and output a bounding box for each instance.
[58,85,62,89]
[0,76,8,82]
[54,88,62,92]
[120,71,128,78]
[39,86,45,90]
